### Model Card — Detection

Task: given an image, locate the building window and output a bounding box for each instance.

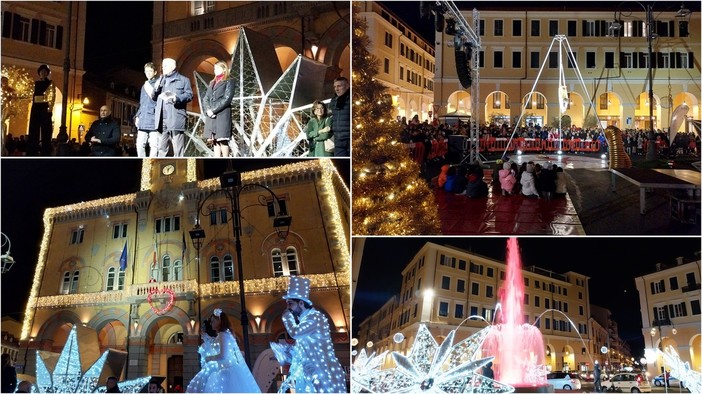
[470,306,478,316]
[567,20,577,36]
[651,280,665,294]
[107,267,116,291]
[18,15,30,42]
[162,255,171,281]
[487,267,494,277]
[535,296,540,307]
[583,52,595,69]
[70,228,84,245]
[223,254,234,281]
[192,1,215,15]
[61,270,80,294]
[457,279,465,293]
[691,300,701,315]
[494,51,503,68]
[441,276,450,290]
[512,51,521,68]
[455,303,464,319]
[112,223,128,239]
[210,256,220,282]
[155,215,180,233]
[605,51,615,68]
[579,305,584,315]
[384,58,390,74]
[545,298,550,309]
[486,285,493,298]
[439,301,449,317]
[494,20,504,36]
[210,209,228,225]
[469,262,483,274]
[399,66,404,80]
[524,294,529,305]
[669,277,679,290]
[549,20,558,36]
[531,20,540,36]
[548,52,558,68]
[471,282,479,296]
[272,247,299,277]
[173,259,183,281]
[512,19,522,36]
[479,19,485,36]
[530,51,540,68]
[384,31,393,48]
[266,198,288,217]
[458,259,466,270]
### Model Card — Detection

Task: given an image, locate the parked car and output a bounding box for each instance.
[652,373,684,387]
[546,372,582,390]
[601,372,652,393]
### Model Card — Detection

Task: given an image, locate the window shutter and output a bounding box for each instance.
[681,302,687,316]
[56,25,63,49]
[652,307,658,321]
[38,20,46,46]
[30,18,39,44]
[667,304,674,319]
[2,12,11,38]
[689,52,694,69]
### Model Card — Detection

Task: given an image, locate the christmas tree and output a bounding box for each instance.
[352,12,441,235]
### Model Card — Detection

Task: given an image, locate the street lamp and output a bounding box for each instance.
[1,232,15,274]
[189,170,292,368]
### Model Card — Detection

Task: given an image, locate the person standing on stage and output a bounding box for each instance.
[135,62,161,157]
[27,64,56,156]
[155,58,192,157]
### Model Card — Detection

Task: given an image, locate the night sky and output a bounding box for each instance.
[0,159,349,323]
[84,2,153,72]
[353,237,701,356]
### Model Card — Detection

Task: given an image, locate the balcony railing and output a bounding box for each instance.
[34,273,349,308]
[681,283,701,292]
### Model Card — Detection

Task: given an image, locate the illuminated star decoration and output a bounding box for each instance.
[352,324,515,393]
[659,346,701,393]
[35,325,151,393]
[351,349,388,393]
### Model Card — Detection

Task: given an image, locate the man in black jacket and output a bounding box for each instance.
[85,105,121,156]
[330,76,350,157]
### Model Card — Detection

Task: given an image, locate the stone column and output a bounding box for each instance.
[127,337,149,379]
[181,334,200,387]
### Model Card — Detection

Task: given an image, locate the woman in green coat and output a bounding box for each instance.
[305,100,333,157]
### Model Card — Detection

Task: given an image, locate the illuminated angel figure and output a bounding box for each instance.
[186,309,261,393]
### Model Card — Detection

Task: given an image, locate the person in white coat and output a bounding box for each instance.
[280,276,347,393]
[520,162,539,198]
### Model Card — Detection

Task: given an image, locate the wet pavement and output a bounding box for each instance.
[430,154,701,235]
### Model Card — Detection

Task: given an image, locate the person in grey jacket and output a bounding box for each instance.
[155,57,193,157]
[202,60,235,157]
[85,105,120,156]
[135,62,160,157]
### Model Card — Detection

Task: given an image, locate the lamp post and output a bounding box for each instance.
[189,170,292,368]
[651,316,676,392]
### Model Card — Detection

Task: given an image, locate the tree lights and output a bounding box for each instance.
[351,13,441,235]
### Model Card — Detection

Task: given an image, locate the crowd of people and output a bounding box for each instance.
[401,116,700,164]
[2,59,351,158]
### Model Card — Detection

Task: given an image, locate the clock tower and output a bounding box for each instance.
[140,159,201,192]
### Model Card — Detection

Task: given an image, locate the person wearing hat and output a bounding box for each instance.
[281,276,346,393]
[27,64,56,156]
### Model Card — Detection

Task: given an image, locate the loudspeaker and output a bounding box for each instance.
[445,19,456,35]
[447,135,470,162]
[455,49,472,88]
[435,12,444,32]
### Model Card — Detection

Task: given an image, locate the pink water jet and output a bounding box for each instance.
[481,238,547,387]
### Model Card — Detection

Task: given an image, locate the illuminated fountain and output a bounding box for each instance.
[481,238,549,391]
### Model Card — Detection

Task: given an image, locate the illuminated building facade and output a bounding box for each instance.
[634,255,701,377]
[17,159,350,391]
[356,242,633,374]
[355,1,436,122]
[433,4,700,131]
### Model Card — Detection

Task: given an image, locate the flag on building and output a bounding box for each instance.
[153,239,158,269]
[181,232,186,263]
[119,242,128,271]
